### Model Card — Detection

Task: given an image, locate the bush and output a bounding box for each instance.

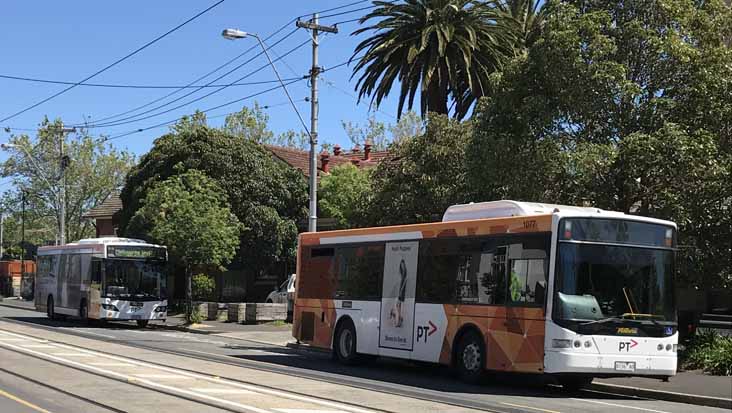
[682,330,732,376]
[191,273,216,301]
[187,305,204,324]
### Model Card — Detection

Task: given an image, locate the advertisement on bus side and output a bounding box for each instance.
[379,241,418,351]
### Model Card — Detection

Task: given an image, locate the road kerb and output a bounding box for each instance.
[588,382,732,409]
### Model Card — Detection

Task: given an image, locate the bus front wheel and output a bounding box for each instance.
[334,319,359,365]
[455,330,485,384]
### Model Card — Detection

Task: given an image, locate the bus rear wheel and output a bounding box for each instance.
[334,319,359,365]
[455,330,485,384]
[136,320,149,328]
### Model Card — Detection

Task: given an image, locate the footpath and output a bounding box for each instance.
[1,296,730,409]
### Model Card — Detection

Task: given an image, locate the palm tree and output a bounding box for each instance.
[351,0,513,120]
[497,0,545,50]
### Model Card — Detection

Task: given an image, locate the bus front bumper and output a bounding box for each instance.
[544,350,677,376]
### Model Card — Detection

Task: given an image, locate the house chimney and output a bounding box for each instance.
[320,151,330,173]
[351,143,361,154]
[363,140,372,161]
[333,144,342,156]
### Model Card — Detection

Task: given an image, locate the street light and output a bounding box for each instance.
[221,28,318,233]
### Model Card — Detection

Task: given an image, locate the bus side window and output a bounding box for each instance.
[416,240,458,303]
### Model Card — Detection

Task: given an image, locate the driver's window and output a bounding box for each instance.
[508,258,546,305]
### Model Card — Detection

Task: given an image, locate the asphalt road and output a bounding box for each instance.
[0,304,727,413]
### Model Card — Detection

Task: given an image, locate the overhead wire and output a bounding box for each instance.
[76,0,378,128]
[295,0,371,19]
[0,0,228,124]
[102,78,308,142]
[98,52,364,142]
[83,37,310,129]
[75,28,304,128]
[79,18,300,127]
[0,73,301,89]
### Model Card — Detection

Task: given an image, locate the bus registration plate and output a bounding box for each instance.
[615,361,635,372]
[130,301,143,309]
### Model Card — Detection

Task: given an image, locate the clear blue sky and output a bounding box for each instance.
[0,1,403,163]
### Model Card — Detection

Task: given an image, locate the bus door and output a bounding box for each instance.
[378,241,418,353]
[503,237,549,373]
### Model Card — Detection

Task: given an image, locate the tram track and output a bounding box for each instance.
[0,365,127,413]
[0,314,520,413]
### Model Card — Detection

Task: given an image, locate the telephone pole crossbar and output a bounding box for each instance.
[297,14,337,233]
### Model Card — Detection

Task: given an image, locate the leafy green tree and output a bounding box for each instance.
[351,0,513,119]
[2,118,134,244]
[129,168,240,318]
[222,103,273,144]
[120,119,307,282]
[361,114,472,226]
[467,0,732,288]
[222,103,309,150]
[341,111,424,150]
[319,164,373,229]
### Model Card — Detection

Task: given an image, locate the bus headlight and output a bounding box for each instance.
[101,304,119,312]
[154,306,167,313]
[552,339,572,348]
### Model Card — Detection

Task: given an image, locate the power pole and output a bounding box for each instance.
[296,14,337,233]
[57,126,73,245]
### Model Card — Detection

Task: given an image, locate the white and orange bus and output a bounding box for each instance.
[293,201,678,388]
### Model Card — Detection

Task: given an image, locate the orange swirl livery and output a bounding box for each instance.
[293,201,679,388]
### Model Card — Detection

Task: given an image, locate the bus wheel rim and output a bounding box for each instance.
[463,343,481,372]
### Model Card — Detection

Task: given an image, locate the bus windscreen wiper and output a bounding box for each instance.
[581,317,624,325]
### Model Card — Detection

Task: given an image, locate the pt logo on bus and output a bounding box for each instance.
[417,321,438,343]
[619,339,638,352]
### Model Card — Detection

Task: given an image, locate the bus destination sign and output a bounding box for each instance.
[107,246,166,260]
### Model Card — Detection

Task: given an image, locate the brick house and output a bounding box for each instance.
[82,191,122,237]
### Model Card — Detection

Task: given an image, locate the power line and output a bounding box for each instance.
[102,78,307,142]
[84,38,310,129]
[79,19,300,127]
[0,73,301,89]
[296,0,371,19]
[5,54,360,134]
[0,0,227,124]
[101,52,362,142]
[76,0,374,128]
[77,28,304,129]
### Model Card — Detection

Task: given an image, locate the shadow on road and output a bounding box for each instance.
[226,345,643,402]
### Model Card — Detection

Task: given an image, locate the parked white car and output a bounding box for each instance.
[265,274,295,313]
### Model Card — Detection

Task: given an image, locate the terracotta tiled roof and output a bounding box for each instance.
[264,145,389,177]
[83,192,122,219]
